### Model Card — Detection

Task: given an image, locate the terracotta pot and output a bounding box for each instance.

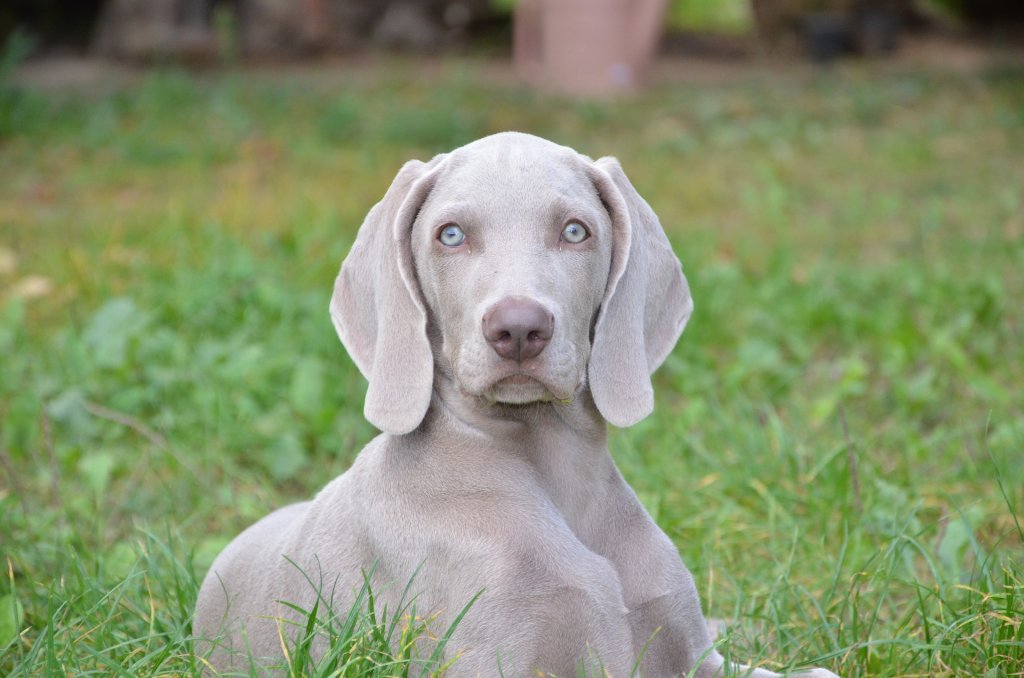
[515,0,667,96]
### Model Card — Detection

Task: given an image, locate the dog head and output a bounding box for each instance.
[331,132,692,434]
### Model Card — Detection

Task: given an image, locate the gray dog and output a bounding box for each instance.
[194,132,839,678]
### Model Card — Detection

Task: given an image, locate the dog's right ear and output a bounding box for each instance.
[330,158,442,435]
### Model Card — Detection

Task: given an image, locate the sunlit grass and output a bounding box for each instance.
[1,57,1022,675]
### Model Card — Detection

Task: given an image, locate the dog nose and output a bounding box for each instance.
[483,297,554,361]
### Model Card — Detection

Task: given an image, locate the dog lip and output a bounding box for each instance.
[480,367,545,391]
[486,369,577,402]
[490,362,545,386]
[488,371,543,390]
[456,355,576,401]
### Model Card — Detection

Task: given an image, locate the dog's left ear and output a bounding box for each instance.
[587,157,693,428]
[330,157,443,435]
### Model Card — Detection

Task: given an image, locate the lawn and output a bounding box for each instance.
[1,53,1022,676]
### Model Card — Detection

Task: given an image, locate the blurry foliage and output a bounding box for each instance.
[490,0,754,33]
[0,28,32,82]
[667,0,753,33]
[0,29,37,138]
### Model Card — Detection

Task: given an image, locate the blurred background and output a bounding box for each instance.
[1,1,1023,676]
[2,0,1024,60]
[3,0,1024,89]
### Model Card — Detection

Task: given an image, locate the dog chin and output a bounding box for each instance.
[484,375,559,405]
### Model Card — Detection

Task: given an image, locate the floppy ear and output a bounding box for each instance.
[587,157,694,428]
[330,158,441,435]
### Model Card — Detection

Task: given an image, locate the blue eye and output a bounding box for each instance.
[438,224,466,247]
[561,221,589,244]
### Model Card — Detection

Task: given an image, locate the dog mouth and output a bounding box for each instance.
[499,374,535,386]
[481,368,578,405]
[490,362,551,389]
[449,348,581,405]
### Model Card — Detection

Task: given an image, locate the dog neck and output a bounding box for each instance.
[379,371,622,544]
[419,372,617,536]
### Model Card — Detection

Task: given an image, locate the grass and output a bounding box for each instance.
[1,53,1022,676]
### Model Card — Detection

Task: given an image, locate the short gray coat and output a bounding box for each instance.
[194,132,838,678]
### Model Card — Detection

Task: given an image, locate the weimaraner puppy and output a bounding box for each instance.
[194,132,838,677]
